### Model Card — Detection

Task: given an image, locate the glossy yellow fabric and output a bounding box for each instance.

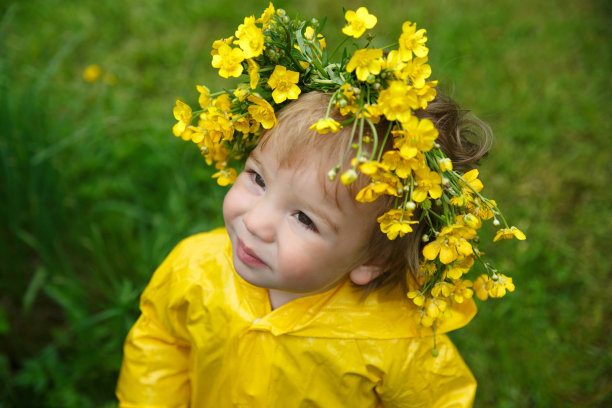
[117,228,477,407]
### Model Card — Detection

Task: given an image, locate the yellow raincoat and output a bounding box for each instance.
[117,228,477,407]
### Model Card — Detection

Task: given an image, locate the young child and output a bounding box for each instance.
[117,91,480,407]
[117,5,523,407]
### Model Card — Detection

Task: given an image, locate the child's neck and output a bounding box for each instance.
[267,289,303,310]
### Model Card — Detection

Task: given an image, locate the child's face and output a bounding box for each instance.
[223,142,378,304]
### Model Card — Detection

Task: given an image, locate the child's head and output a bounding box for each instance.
[223,91,491,300]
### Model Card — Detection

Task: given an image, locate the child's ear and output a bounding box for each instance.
[349,264,383,285]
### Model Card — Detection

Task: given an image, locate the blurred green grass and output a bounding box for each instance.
[0,0,610,406]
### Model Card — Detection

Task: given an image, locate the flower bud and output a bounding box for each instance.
[363,136,371,143]
[406,201,416,210]
[438,157,453,172]
[441,177,450,186]
[327,168,338,181]
[340,169,358,185]
[422,234,429,242]
[463,213,480,228]
[493,218,500,226]
[276,8,286,17]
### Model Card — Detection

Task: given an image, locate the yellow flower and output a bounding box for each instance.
[407,290,425,306]
[172,100,192,137]
[247,96,277,129]
[340,169,358,185]
[438,157,453,172]
[403,56,432,88]
[267,65,301,104]
[450,279,474,303]
[233,83,250,102]
[444,255,474,279]
[305,26,326,49]
[415,80,438,109]
[83,64,101,83]
[382,151,425,179]
[392,116,438,159]
[467,198,496,220]
[309,118,343,134]
[335,84,359,116]
[486,274,515,298]
[424,297,449,319]
[197,85,211,108]
[245,58,260,90]
[341,7,377,39]
[377,81,419,122]
[212,168,237,186]
[382,50,406,76]
[356,180,398,203]
[422,224,477,264]
[398,21,428,62]
[411,167,442,202]
[431,281,454,298]
[235,16,265,59]
[473,275,491,301]
[462,169,484,193]
[211,36,235,56]
[256,2,275,28]
[363,104,383,123]
[493,226,526,242]
[376,209,418,240]
[346,48,383,81]
[200,107,234,142]
[212,43,245,78]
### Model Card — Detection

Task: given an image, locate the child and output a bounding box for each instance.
[117,5,524,407]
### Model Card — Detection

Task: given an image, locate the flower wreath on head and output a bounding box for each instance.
[172,3,526,349]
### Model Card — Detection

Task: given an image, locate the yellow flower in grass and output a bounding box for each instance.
[342,7,377,39]
[213,168,238,186]
[268,65,301,103]
[309,118,343,134]
[376,209,418,240]
[398,21,428,62]
[486,273,515,298]
[422,224,477,264]
[257,2,275,28]
[451,279,474,303]
[493,226,526,242]
[346,48,383,81]
[392,116,438,159]
[247,95,277,129]
[172,100,192,137]
[382,151,425,179]
[83,64,101,82]
[377,81,419,122]
[236,16,265,58]
[212,43,245,78]
[197,85,211,108]
[411,167,442,202]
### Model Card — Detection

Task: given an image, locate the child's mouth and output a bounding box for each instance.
[236,239,267,268]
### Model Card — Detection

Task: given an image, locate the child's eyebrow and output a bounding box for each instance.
[302,200,340,233]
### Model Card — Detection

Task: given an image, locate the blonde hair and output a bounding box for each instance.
[257,91,492,294]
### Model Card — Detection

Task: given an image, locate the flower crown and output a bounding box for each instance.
[172,3,525,338]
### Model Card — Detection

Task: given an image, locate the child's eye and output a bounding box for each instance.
[295,211,318,232]
[249,171,266,189]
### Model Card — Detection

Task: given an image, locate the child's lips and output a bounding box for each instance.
[236,239,268,268]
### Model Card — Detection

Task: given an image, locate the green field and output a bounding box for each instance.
[1,0,610,406]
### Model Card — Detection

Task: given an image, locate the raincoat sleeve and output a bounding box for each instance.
[376,334,476,408]
[116,241,193,408]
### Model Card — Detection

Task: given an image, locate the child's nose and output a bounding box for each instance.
[242,200,277,243]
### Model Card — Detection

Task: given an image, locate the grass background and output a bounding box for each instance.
[0,0,610,406]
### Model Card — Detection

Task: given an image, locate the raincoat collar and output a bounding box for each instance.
[223,229,476,339]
